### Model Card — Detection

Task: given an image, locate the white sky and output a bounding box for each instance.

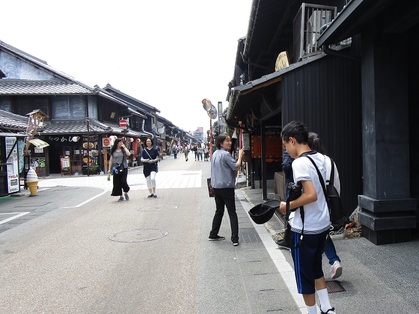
[1,0,253,133]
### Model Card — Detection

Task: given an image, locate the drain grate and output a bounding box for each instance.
[239,228,261,243]
[326,280,346,293]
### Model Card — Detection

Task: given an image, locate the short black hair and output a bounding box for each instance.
[281,121,308,144]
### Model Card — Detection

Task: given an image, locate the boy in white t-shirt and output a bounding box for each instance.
[278,121,336,314]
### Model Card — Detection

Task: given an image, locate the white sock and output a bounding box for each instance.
[317,288,332,312]
[307,305,317,314]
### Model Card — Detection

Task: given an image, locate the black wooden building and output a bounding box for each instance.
[226,0,418,244]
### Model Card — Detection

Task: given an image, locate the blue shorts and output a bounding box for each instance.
[291,230,328,294]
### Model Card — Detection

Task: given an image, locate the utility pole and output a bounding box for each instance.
[201,99,217,160]
[217,101,223,135]
[86,118,90,177]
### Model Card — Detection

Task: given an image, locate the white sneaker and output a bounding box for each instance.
[330,261,343,279]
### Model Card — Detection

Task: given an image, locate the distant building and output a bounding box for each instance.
[193,127,204,142]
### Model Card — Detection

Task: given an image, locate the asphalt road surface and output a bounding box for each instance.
[2,155,419,314]
[0,156,222,313]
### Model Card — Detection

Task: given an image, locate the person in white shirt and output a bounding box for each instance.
[278,121,336,314]
[277,133,344,281]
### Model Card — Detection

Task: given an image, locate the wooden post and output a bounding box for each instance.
[104,149,108,173]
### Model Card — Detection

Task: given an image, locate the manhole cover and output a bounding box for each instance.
[137,204,178,212]
[109,228,168,243]
[326,280,346,293]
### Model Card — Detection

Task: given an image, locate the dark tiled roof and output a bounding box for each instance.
[105,123,147,137]
[103,83,160,113]
[0,80,93,95]
[0,110,147,137]
[41,118,147,137]
[0,40,93,91]
[41,119,112,135]
[0,109,28,131]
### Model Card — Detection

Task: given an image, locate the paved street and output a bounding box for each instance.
[0,155,418,313]
[0,156,301,313]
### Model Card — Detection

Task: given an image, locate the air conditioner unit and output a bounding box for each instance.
[306,9,333,54]
[293,3,337,62]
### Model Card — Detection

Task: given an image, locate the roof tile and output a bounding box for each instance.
[0,80,93,95]
[0,109,28,130]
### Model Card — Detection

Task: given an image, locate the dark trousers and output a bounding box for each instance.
[111,168,130,196]
[291,230,328,294]
[210,188,239,242]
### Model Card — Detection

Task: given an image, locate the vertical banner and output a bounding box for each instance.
[5,137,19,193]
[60,156,71,175]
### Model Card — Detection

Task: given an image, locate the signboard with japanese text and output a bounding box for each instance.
[60,156,71,176]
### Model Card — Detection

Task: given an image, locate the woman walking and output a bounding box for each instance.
[108,138,131,201]
[141,138,159,198]
[209,133,244,246]
[184,144,190,161]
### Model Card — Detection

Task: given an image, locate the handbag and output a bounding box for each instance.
[112,163,123,175]
[111,150,126,175]
[207,177,215,197]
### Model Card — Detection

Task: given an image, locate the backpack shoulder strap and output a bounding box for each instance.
[305,155,329,207]
[328,157,335,187]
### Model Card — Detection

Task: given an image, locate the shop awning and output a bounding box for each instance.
[29,138,50,148]
[0,132,26,137]
[226,53,326,124]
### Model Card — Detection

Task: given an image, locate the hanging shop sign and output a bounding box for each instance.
[102,137,111,147]
[82,135,98,142]
[82,142,95,149]
[29,138,50,149]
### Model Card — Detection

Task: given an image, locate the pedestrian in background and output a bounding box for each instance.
[209,133,244,246]
[172,143,178,159]
[108,138,130,201]
[141,138,159,198]
[184,144,190,162]
[192,144,198,161]
[203,145,209,161]
[308,131,343,280]
[197,144,203,161]
[274,149,294,250]
[282,149,294,199]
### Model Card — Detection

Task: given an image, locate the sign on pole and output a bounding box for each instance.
[102,137,111,147]
[119,119,127,128]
